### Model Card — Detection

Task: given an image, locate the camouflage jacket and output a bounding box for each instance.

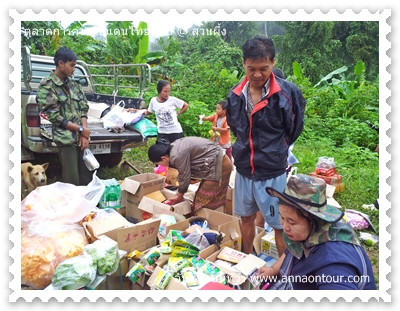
[36,71,89,146]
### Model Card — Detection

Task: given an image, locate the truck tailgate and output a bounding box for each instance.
[87,123,144,142]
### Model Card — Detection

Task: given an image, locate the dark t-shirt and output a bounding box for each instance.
[284,241,376,290]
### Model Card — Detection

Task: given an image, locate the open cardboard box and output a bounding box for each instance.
[83,213,161,252]
[206,245,267,290]
[165,208,242,251]
[120,173,166,222]
[83,213,161,290]
[126,247,171,290]
[200,245,263,290]
[138,188,192,217]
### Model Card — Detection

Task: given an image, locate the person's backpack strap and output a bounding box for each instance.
[353,245,368,290]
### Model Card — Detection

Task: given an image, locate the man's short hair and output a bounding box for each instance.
[242,36,275,62]
[54,47,78,66]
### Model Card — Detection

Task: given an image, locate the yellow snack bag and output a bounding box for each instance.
[153,269,172,290]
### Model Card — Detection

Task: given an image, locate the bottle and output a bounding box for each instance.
[106,183,118,209]
[114,179,122,210]
[106,178,121,210]
[99,179,110,209]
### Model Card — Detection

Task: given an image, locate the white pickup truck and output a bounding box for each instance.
[21,47,152,167]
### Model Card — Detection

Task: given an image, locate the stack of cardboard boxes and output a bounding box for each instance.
[81,172,247,290]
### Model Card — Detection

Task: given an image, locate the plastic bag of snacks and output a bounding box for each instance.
[153,269,172,290]
[126,262,146,283]
[184,221,211,250]
[316,156,336,176]
[21,221,88,289]
[359,232,379,246]
[344,209,376,231]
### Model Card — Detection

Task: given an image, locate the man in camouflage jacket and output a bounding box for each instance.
[36,47,92,185]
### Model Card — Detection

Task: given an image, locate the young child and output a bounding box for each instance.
[202,100,232,161]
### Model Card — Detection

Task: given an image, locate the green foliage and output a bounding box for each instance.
[143,35,185,80]
[273,21,342,84]
[179,100,214,137]
[21,21,63,55]
[303,115,379,151]
[332,21,379,81]
[104,21,142,64]
[205,21,263,47]
[181,35,242,74]
[175,62,239,109]
[134,21,149,64]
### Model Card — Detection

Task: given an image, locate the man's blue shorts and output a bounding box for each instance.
[233,172,287,229]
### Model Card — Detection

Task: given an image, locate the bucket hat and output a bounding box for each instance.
[266,174,344,223]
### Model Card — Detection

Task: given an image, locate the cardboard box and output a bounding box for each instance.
[88,102,109,119]
[225,187,234,215]
[126,250,170,290]
[166,209,242,251]
[85,275,107,290]
[203,245,266,290]
[253,226,266,255]
[260,230,279,259]
[138,189,192,217]
[83,213,161,252]
[202,245,250,289]
[120,173,165,222]
[106,256,131,290]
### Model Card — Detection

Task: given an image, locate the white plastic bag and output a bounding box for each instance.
[83,235,120,276]
[83,148,100,171]
[102,100,125,129]
[51,253,97,290]
[185,221,211,250]
[21,171,105,226]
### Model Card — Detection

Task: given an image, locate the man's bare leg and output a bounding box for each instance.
[241,213,257,254]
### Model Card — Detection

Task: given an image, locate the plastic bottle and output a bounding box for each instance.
[106,183,119,209]
[114,179,122,210]
[99,179,110,209]
[107,178,122,210]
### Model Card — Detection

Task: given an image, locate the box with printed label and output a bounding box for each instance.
[260,230,279,260]
[83,213,160,252]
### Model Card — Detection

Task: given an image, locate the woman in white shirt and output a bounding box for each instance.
[146,80,189,143]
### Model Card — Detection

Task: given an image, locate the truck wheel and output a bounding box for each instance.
[95,152,123,168]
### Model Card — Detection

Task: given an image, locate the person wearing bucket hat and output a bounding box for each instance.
[257,174,376,290]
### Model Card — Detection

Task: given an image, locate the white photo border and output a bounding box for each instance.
[9,8,391,302]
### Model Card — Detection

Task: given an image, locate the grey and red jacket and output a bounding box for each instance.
[226,73,306,181]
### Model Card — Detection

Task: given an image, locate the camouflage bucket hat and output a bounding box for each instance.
[266,174,344,223]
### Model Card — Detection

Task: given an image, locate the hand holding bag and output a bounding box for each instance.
[83,148,100,171]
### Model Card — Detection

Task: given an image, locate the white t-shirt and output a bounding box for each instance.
[148,96,185,134]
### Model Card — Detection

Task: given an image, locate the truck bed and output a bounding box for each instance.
[87,122,144,142]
